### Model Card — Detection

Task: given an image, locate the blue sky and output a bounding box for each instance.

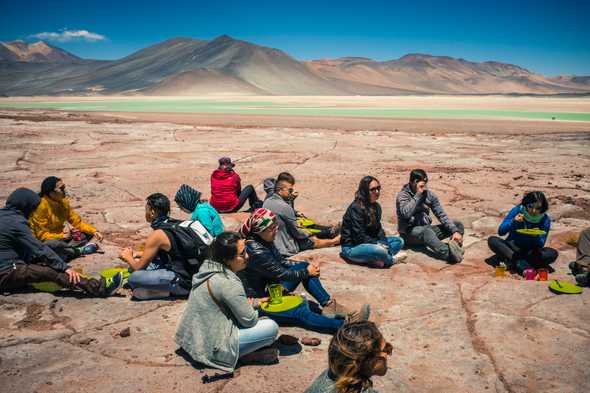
[1,0,588,75]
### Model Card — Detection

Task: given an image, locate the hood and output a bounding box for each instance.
[212,168,235,180]
[263,178,276,197]
[401,183,413,194]
[5,188,41,218]
[192,259,227,288]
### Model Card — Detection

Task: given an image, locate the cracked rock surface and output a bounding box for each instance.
[0,110,589,393]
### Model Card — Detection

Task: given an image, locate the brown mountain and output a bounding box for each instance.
[0,40,81,63]
[0,36,589,96]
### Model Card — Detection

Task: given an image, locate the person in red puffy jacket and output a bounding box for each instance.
[210,157,262,213]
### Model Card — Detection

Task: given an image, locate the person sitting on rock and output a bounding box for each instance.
[0,188,122,297]
[396,169,464,263]
[176,232,280,371]
[264,172,341,240]
[175,184,224,237]
[119,193,212,300]
[305,320,392,393]
[569,228,590,287]
[341,176,405,268]
[239,208,369,334]
[263,178,340,257]
[210,156,262,214]
[29,176,102,261]
[488,191,558,277]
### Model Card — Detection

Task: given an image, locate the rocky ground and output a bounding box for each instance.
[0,109,589,393]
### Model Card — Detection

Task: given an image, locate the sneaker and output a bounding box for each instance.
[81,243,98,255]
[322,298,353,319]
[448,240,464,263]
[329,222,342,238]
[104,272,124,296]
[345,304,371,323]
[394,251,409,264]
[239,347,279,365]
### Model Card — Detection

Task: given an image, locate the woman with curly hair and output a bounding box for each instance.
[306,321,392,393]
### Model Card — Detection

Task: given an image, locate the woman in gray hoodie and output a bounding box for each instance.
[176,232,279,372]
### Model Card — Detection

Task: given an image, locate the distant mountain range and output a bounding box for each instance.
[1,36,589,96]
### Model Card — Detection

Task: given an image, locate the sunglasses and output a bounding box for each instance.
[55,185,66,193]
[525,203,541,210]
[369,186,381,193]
[238,248,248,259]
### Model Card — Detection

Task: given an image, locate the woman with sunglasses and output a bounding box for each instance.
[488,191,558,277]
[340,176,405,268]
[306,321,392,393]
[29,176,102,261]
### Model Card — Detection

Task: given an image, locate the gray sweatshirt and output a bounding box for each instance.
[263,193,310,256]
[396,183,459,235]
[175,260,258,372]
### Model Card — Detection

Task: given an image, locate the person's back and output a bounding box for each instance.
[0,196,39,265]
[210,168,241,213]
[193,202,224,237]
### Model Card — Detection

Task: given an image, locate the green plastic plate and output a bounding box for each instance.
[297,218,316,227]
[31,282,63,293]
[516,228,547,236]
[548,280,583,294]
[260,295,303,313]
[100,267,131,280]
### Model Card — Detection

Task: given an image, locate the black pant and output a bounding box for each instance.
[0,262,106,296]
[231,185,262,212]
[403,221,464,261]
[487,236,558,272]
[44,233,91,261]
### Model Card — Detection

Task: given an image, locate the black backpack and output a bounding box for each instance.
[156,219,213,285]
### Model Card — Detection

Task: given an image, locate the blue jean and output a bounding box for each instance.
[238,318,279,356]
[260,298,344,334]
[279,262,331,306]
[340,236,404,268]
[128,259,189,300]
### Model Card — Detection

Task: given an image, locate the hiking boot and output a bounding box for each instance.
[103,272,124,296]
[448,240,464,263]
[239,346,279,365]
[394,251,409,264]
[574,273,590,287]
[79,242,98,255]
[322,298,353,319]
[345,304,371,324]
[329,222,342,238]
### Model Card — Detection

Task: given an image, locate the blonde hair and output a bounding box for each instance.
[328,321,385,393]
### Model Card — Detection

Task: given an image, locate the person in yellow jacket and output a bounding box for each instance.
[29,177,103,261]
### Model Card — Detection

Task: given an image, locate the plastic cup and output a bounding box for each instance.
[495,265,506,277]
[538,269,548,281]
[268,284,284,305]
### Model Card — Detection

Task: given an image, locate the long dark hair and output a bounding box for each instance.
[354,176,379,226]
[328,321,386,393]
[40,176,61,197]
[211,232,241,271]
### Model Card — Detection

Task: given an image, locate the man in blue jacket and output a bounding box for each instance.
[0,188,122,296]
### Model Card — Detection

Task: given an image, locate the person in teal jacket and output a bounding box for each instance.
[174,184,224,237]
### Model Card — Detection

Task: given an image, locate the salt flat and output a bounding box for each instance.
[0,106,589,393]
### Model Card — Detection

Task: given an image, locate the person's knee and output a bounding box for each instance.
[259,318,279,340]
[127,271,145,288]
[488,236,499,248]
[454,221,465,234]
[544,248,559,263]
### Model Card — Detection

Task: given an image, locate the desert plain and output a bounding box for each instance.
[0,95,589,393]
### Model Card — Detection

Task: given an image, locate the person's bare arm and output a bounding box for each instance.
[119,230,170,271]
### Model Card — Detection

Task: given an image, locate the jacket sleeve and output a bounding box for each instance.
[498,206,520,236]
[215,277,258,329]
[65,200,96,235]
[396,190,424,220]
[14,221,70,272]
[28,203,61,241]
[376,205,386,240]
[428,192,458,233]
[249,246,309,282]
[349,204,379,244]
[281,204,309,241]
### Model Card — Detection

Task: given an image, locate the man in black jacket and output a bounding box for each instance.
[0,188,122,296]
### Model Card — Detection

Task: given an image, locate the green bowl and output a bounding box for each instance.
[260,295,304,313]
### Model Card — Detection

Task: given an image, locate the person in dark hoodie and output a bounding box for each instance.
[210,157,263,213]
[569,228,590,287]
[0,188,122,296]
[396,169,464,263]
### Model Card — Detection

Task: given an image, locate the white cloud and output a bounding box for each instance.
[30,29,107,43]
